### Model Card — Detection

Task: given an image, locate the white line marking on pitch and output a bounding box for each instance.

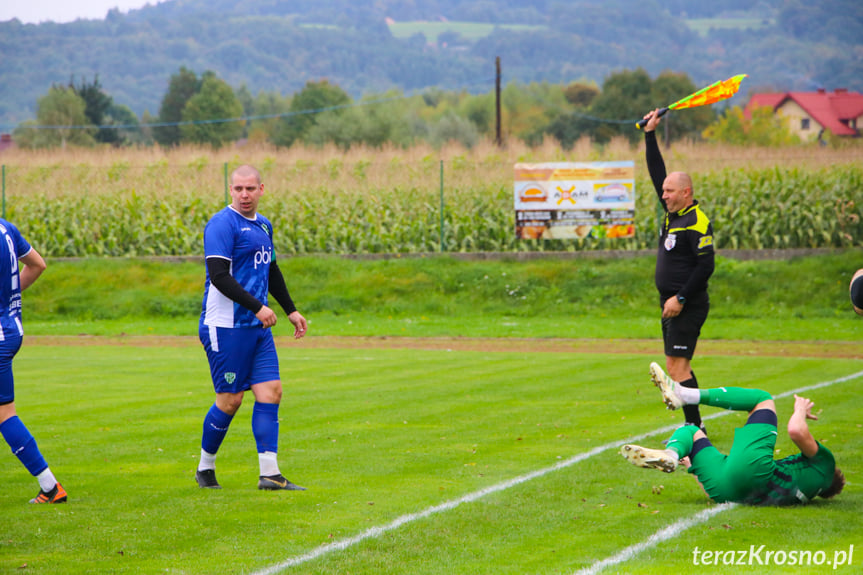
[572,502,737,575]
[252,370,863,575]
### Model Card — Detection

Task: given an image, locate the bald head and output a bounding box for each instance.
[661,171,695,213]
[231,164,261,186]
[669,172,693,193]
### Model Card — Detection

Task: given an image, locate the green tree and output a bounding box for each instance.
[154,67,200,147]
[563,82,600,108]
[248,90,291,144]
[107,102,146,146]
[703,105,801,146]
[179,73,244,147]
[649,72,715,142]
[14,85,95,149]
[71,75,118,145]
[589,68,654,144]
[273,80,351,147]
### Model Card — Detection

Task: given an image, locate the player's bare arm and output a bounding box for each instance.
[19,248,46,291]
[788,394,819,458]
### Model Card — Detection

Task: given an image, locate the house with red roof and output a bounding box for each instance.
[744,89,863,141]
[0,134,13,154]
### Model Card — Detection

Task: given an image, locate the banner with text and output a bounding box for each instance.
[514,161,635,240]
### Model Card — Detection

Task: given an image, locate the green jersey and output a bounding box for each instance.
[745,443,836,506]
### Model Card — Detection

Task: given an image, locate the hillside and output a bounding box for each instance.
[0,0,861,129]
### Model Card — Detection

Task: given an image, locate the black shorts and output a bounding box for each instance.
[660,292,709,359]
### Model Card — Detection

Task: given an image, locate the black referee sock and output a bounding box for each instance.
[679,372,702,427]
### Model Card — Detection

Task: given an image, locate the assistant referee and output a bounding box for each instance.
[642,108,715,430]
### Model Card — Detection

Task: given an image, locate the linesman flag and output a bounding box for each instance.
[636,74,748,129]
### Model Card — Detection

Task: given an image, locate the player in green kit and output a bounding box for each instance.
[620,363,844,506]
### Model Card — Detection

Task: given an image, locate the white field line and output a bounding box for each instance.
[572,503,737,575]
[251,369,863,575]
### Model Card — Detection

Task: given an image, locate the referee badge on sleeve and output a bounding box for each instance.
[664,233,677,251]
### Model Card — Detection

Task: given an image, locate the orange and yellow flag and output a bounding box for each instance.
[669,74,748,110]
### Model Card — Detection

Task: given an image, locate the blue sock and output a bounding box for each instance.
[201,404,234,455]
[0,416,48,476]
[252,402,279,454]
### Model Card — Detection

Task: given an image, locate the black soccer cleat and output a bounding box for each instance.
[30,482,67,504]
[258,474,306,491]
[196,469,222,489]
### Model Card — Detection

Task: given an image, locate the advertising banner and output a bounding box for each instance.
[514,161,635,240]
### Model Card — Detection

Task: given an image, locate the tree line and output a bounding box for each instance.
[1,0,860,133]
[12,66,807,151]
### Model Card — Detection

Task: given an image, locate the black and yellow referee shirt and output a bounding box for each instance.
[645,131,715,302]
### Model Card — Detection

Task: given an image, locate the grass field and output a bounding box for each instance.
[386,21,546,42]
[686,18,774,37]
[2,343,861,574]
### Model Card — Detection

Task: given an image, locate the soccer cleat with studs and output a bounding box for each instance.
[649,362,684,410]
[30,482,67,504]
[258,474,306,491]
[196,469,222,489]
[620,444,678,473]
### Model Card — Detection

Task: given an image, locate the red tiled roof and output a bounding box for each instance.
[0,134,13,154]
[745,90,863,136]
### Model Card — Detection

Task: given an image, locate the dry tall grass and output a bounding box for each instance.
[1,136,860,199]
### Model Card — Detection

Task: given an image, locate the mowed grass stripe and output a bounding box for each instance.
[2,346,860,574]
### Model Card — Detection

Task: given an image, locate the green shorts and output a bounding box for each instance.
[688,410,778,503]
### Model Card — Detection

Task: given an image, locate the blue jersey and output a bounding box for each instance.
[0,220,32,339]
[200,206,274,328]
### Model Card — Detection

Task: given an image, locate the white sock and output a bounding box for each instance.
[258,451,281,477]
[37,468,57,492]
[664,449,680,464]
[675,384,701,405]
[198,449,216,472]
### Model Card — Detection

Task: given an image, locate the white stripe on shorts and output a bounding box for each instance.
[209,324,219,352]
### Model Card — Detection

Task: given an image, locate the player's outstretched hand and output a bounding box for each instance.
[794,394,818,420]
[288,311,308,339]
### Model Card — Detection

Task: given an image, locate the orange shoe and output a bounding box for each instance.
[30,482,67,504]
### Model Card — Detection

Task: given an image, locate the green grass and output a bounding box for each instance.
[2,346,861,573]
[21,253,863,340]
[387,21,547,42]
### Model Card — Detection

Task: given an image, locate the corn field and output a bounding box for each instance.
[1,139,861,256]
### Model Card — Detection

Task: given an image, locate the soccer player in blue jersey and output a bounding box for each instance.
[196,164,308,491]
[0,219,66,503]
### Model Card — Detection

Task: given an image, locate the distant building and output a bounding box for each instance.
[744,89,863,141]
[0,134,13,154]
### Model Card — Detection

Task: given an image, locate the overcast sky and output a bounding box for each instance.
[0,0,168,24]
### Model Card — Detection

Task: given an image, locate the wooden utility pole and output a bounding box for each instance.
[495,56,502,147]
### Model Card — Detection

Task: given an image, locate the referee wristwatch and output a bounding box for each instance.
[676,294,686,305]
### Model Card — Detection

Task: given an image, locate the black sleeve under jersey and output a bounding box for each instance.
[268,260,297,315]
[645,131,667,211]
[206,257,264,314]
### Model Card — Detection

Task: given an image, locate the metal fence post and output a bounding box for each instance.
[440,160,445,252]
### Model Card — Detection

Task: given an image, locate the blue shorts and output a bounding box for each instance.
[0,333,23,404]
[199,324,280,394]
